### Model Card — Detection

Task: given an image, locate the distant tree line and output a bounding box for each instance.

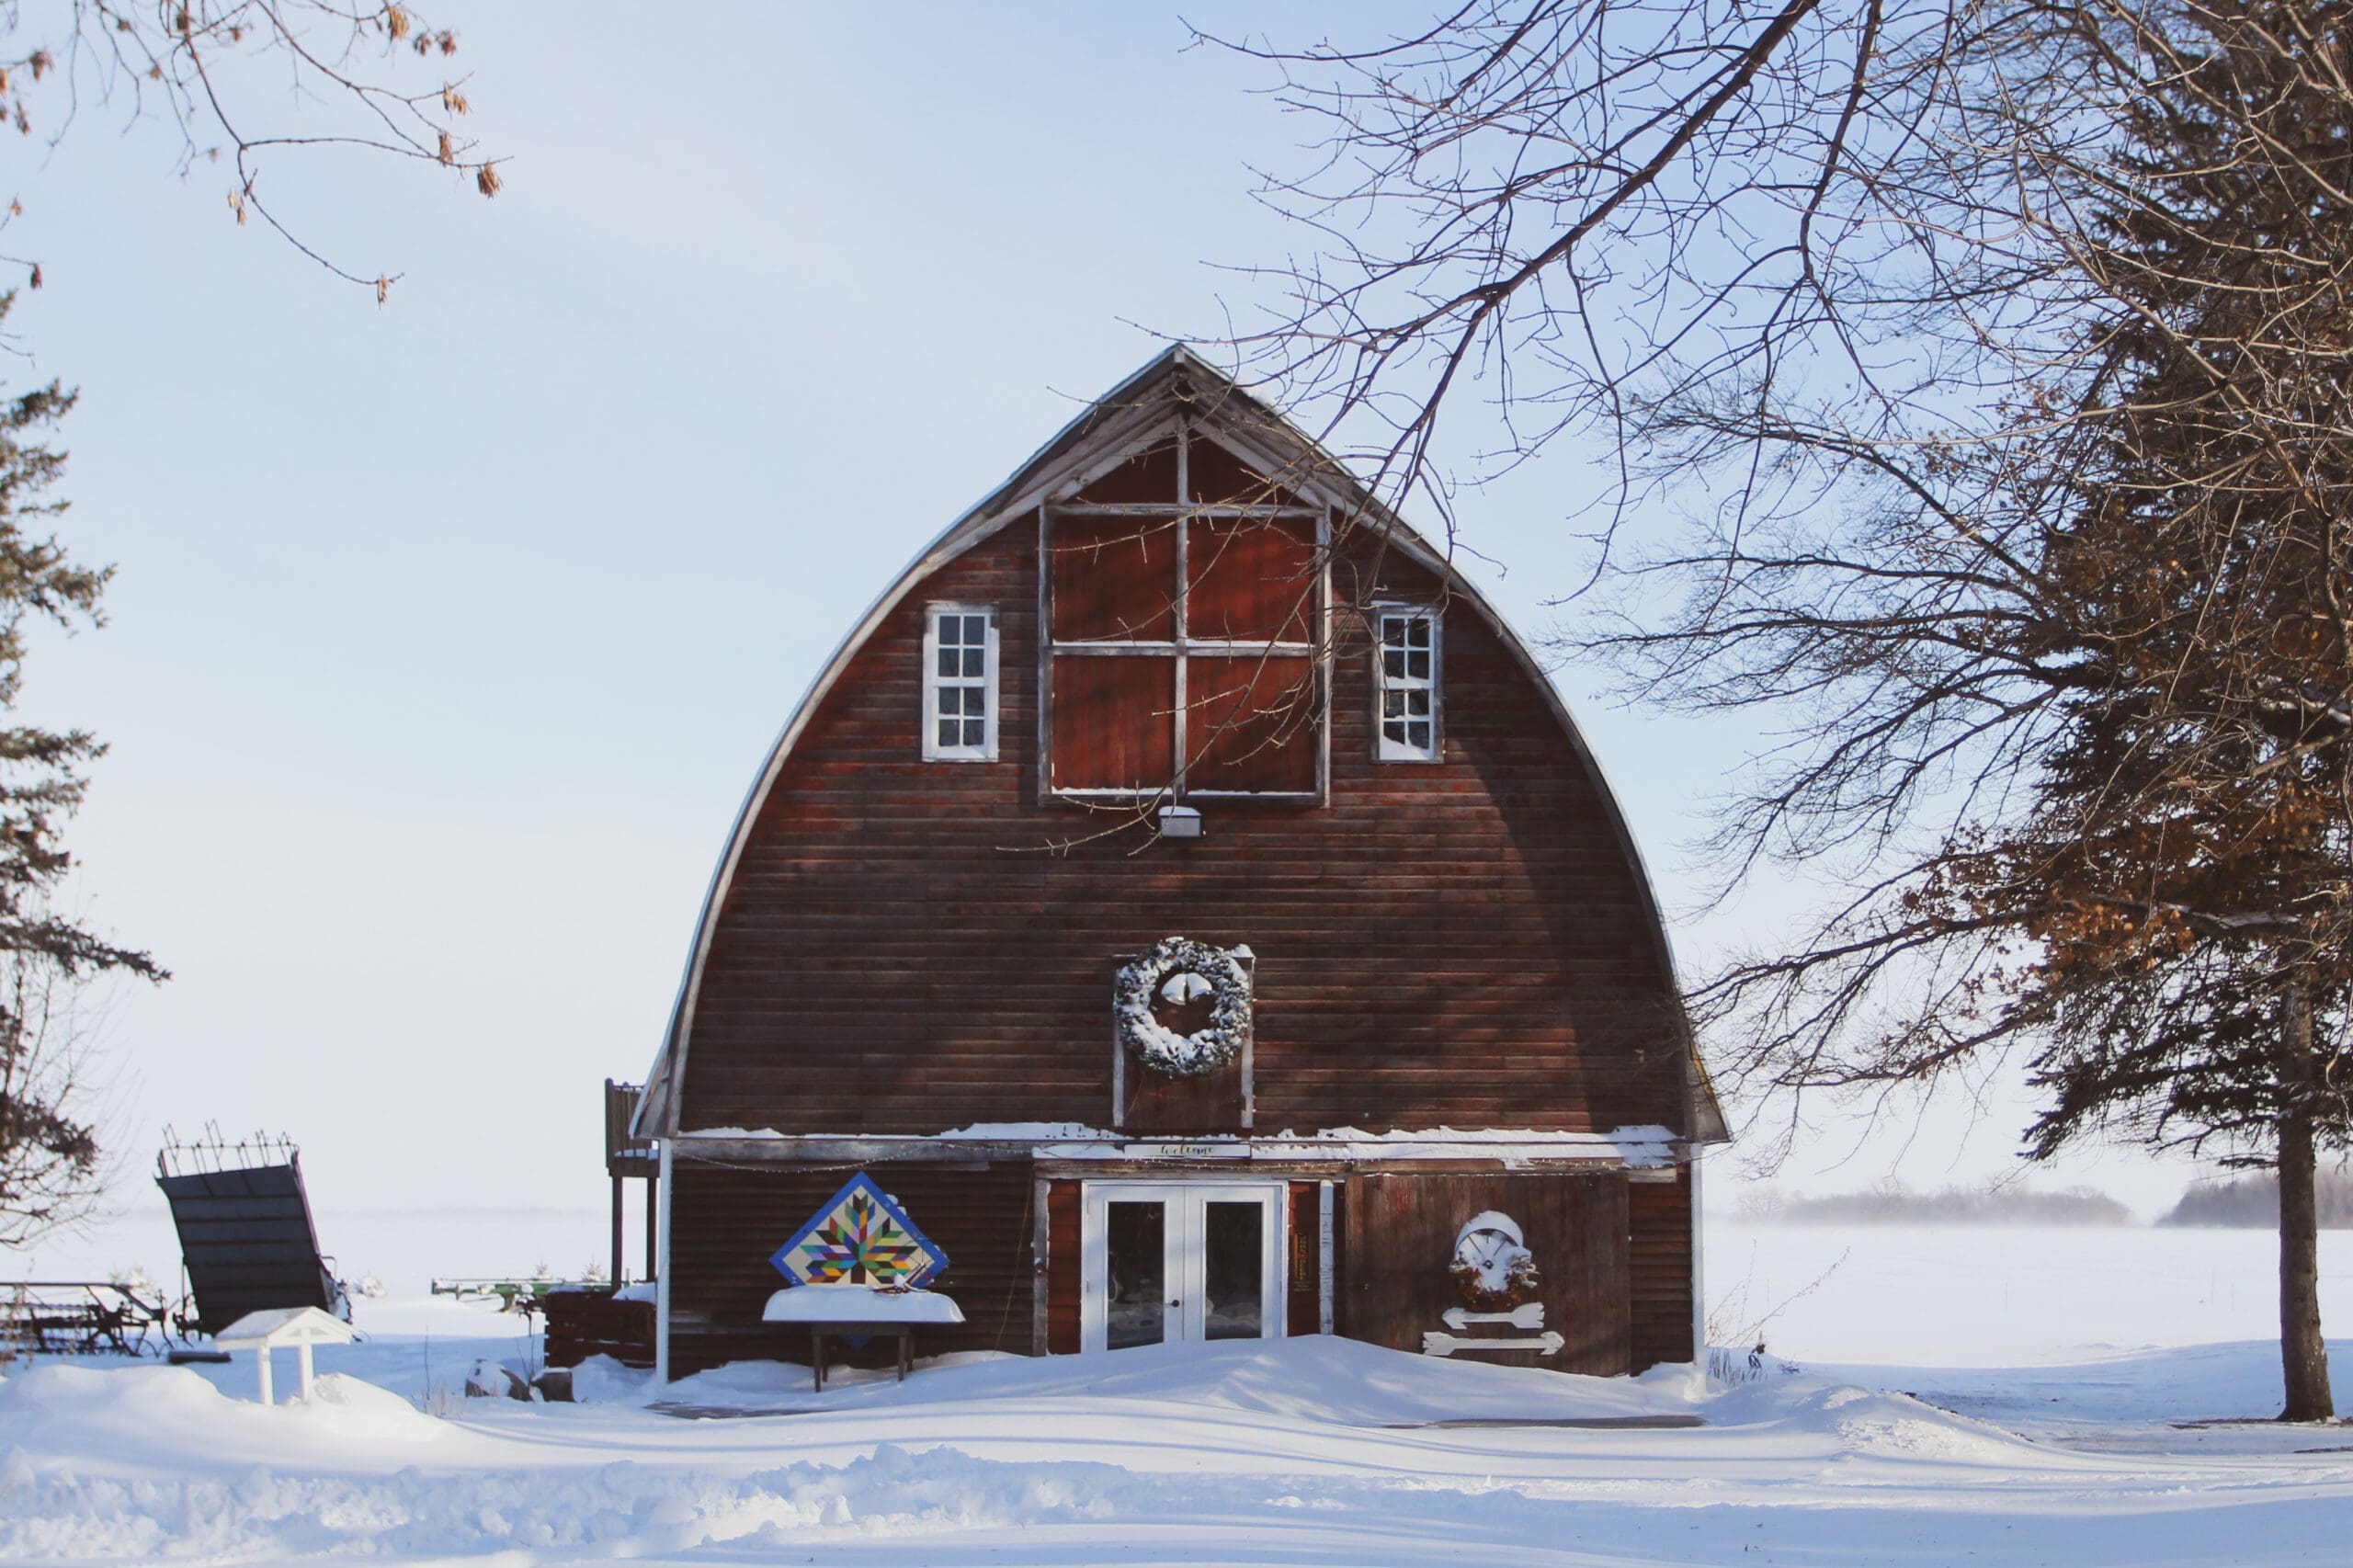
[2161,1172,2353,1230]
[1746,1184,2132,1227]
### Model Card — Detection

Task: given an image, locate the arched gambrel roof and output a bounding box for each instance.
[636,346,1728,1144]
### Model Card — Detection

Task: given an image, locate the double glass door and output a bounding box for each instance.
[1079,1182,1284,1354]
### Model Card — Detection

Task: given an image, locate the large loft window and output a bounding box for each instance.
[1041,429,1325,801]
[1374,608,1440,762]
[924,604,998,761]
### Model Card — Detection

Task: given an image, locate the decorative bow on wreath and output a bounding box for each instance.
[1115,937,1253,1077]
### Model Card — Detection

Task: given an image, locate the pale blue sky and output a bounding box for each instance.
[5,3,2200,1251]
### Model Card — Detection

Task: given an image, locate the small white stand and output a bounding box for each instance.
[214,1306,357,1404]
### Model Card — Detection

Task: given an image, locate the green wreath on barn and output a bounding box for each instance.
[1116,937,1253,1077]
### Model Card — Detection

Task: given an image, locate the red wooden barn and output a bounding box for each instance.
[630,347,1726,1380]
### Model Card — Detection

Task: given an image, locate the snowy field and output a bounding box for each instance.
[5,1216,2353,1564]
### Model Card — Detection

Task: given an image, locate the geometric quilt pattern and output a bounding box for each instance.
[768,1172,949,1289]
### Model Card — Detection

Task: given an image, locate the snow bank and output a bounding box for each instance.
[0,1365,451,1456]
[639,1334,1704,1426]
[0,1437,1140,1562]
[7,1285,2353,1565]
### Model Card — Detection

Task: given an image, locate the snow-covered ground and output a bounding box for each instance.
[5,1219,2353,1563]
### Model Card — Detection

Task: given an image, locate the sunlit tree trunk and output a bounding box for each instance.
[2279,984,2333,1423]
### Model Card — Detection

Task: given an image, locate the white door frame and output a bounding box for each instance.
[1078,1180,1287,1354]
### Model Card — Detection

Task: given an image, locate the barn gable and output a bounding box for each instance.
[635,347,1725,1146]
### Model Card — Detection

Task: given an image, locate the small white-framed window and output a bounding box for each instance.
[924,604,999,761]
[1375,608,1439,762]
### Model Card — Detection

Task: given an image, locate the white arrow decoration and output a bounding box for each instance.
[1443,1303,1546,1331]
[1422,1330,1564,1358]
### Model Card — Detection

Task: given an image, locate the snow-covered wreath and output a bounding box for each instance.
[1115,937,1253,1078]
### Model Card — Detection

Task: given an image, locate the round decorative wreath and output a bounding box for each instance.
[1115,937,1253,1078]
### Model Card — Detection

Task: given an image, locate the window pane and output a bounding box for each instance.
[1107,1200,1166,1350]
[961,647,985,677]
[1203,1200,1265,1341]
[938,719,959,747]
[1383,650,1405,680]
[1407,651,1430,680]
[1383,719,1405,744]
[1408,721,1432,751]
[937,647,957,677]
[1381,618,1405,648]
[962,719,985,747]
[1408,619,1431,648]
[1382,690,1404,718]
[1407,691,1430,717]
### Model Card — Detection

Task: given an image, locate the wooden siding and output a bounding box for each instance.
[672,1160,1687,1374]
[1188,654,1319,793]
[1340,1171,1631,1375]
[665,1159,1035,1378]
[1285,1181,1321,1337]
[1046,1180,1080,1354]
[676,517,1688,1139]
[1630,1166,1697,1369]
[545,1291,655,1370]
[1050,653,1176,791]
[1187,519,1315,643]
[1050,518,1176,642]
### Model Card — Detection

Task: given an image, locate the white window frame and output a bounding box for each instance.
[923,603,1000,762]
[1372,605,1441,762]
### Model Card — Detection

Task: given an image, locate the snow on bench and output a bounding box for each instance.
[760,1284,964,1324]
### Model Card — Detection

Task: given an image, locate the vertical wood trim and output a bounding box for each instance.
[1340,1174,1365,1339]
[1317,505,1333,804]
[653,1139,674,1383]
[1172,424,1190,795]
[1317,1178,1335,1335]
[1688,1156,1707,1363]
[1035,504,1053,806]
[1240,962,1256,1128]
[1109,941,1127,1130]
[1031,1174,1051,1357]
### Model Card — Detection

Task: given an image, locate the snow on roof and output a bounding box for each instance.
[675,1124,1688,1167]
[212,1306,357,1348]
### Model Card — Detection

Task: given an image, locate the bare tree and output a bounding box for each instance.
[1,2,500,297]
[1213,0,2353,1417]
[0,937,118,1244]
[0,304,163,1245]
[0,7,499,1239]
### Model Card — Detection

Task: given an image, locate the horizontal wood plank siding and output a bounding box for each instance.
[665,1159,1034,1378]
[545,1292,655,1369]
[1629,1165,1697,1370]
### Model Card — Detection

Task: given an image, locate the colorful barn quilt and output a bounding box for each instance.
[768,1174,949,1289]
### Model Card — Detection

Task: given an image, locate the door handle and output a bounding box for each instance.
[1167,1299,1179,1308]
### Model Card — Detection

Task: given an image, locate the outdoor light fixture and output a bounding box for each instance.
[1158,804,1205,839]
